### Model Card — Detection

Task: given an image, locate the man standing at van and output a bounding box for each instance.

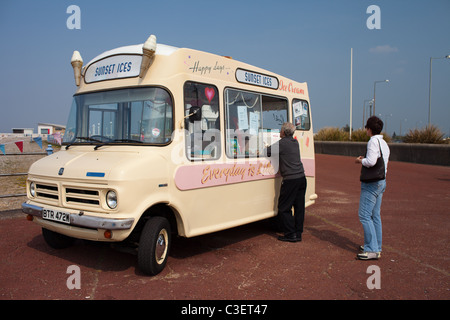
[268,122,306,242]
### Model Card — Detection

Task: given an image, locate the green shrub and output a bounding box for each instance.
[350,129,369,142]
[315,127,349,141]
[403,125,446,144]
[315,127,391,143]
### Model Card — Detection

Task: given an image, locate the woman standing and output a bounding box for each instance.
[355,116,390,260]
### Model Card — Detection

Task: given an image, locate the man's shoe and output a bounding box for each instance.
[357,252,379,260]
[278,235,300,242]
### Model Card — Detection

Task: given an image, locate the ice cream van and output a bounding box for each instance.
[22,34,317,275]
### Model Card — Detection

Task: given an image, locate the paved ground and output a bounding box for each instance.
[0,154,448,302]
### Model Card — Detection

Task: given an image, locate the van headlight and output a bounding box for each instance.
[106,190,117,209]
[30,182,36,197]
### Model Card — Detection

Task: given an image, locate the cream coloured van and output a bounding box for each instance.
[22,35,317,275]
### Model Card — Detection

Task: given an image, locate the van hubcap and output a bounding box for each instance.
[155,229,168,264]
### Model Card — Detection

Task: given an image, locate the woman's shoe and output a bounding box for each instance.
[359,246,381,258]
[357,252,380,260]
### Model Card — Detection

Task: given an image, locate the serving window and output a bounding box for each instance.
[225,88,288,158]
[292,99,310,131]
[183,81,221,161]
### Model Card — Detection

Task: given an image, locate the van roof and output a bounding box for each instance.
[85,43,179,69]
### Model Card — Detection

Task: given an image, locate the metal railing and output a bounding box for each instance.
[0,152,47,156]
[0,151,48,199]
[0,143,57,204]
[0,172,27,198]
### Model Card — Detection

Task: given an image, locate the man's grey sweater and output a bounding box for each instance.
[268,136,305,180]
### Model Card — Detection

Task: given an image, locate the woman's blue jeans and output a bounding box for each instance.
[358,179,386,253]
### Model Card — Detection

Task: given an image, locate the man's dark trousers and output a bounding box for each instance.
[277,176,307,239]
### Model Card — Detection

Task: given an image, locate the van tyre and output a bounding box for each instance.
[138,216,171,276]
[42,228,75,249]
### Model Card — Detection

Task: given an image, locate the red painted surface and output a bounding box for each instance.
[1,154,448,300]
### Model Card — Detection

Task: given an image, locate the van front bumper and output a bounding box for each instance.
[22,202,134,230]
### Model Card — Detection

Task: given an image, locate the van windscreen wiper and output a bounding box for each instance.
[65,136,103,150]
[113,139,144,143]
[93,139,143,150]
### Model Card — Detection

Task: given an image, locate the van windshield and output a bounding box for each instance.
[63,87,173,145]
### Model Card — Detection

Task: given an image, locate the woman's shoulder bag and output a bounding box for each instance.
[360,139,385,182]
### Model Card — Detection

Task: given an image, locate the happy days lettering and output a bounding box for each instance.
[189,60,229,75]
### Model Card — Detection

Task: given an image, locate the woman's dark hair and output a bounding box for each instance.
[365,116,383,135]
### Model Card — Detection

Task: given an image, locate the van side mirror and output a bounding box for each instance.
[189,106,202,123]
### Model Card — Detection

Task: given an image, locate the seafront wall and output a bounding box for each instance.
[314,141,450,166]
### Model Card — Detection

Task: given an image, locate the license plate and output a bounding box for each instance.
[42,208,70,224]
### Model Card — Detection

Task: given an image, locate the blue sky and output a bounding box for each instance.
[1,0,449,136]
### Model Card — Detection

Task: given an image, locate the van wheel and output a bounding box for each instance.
[138,216,171,276]
[42,228,75,249]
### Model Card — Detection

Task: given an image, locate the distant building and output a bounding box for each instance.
[12,128,34,135]
[37,123,66,135]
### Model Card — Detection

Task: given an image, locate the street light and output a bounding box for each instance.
[377,113,392,134]
[384,113,392,135]
[400,118,407,136]
[363,99,373,127]
[373,80,389,116]
[428,55,450,126]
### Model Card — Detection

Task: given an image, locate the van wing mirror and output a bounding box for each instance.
[188,106,202,123]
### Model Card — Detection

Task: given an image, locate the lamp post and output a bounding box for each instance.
[428,55,450,126]
[377,113,391,134]
[363,99,373,127]
[384,113,392,135]
[373,80,389,116]
[400,118,407,136]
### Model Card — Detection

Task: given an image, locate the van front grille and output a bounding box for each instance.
[31,181,105,209]
[65,187,101,207]
[35,183,59,202]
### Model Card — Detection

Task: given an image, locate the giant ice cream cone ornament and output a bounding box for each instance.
[71,50,83,86]
[139,35,157,78]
